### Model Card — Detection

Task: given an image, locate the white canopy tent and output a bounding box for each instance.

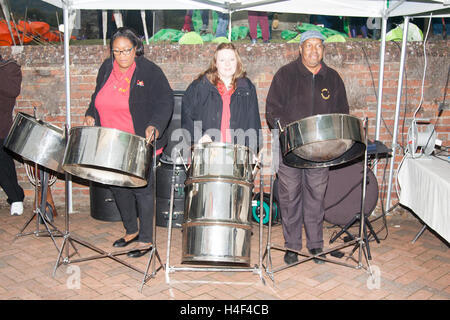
[0,0,16,45]
[39,0,449,213]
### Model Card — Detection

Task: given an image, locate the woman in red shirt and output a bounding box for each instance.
[84,27,173,258]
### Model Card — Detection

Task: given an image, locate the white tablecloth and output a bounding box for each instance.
[398,155,450,243]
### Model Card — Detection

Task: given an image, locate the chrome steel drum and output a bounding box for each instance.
[182,178,253,265]
[4,112,66,173]
[63,126,150,187]
[188,142,255,182]
[280,114,365,168]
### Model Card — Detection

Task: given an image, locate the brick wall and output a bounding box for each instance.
[0,41,449,211]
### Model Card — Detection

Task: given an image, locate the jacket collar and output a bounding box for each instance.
[296,56,328,78]
[201,75,250,92]
[0,58,18,69]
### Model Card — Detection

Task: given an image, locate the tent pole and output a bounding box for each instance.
[141,10,149,45]
[228,11,231,41]
[63,4,73,214]
[0,0,16,46]
[152,11,155,37]
[102,10,107,46]
[385,16,410,213]
[374,13,387,177]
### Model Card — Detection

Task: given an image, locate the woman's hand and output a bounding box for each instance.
[83,116,95,126]
[145,125,159,144]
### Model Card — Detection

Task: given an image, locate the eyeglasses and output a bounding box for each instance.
[112,47,135,56]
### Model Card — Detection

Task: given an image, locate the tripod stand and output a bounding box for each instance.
[327,167,381,260]
[15,162,64,253]
[263,118,374,282]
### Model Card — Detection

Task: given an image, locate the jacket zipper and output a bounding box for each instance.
[311,74,315,113]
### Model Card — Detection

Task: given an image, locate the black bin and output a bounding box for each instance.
[89,181,122,222]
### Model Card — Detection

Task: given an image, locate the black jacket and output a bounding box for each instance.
[86,56,174,150]
[181,76,262,152]
[266,57,349,130]
[0,58,22,139]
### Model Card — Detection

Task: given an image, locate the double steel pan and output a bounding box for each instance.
[280,113,366,168]
[4,113,151,188]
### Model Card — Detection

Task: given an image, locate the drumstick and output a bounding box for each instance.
[252,147,265,177]
[176,148,189,172]
[145,129,156,146]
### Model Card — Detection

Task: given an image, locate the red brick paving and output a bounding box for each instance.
[0,204,448,300]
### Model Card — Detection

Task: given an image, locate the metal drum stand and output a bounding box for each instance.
[53,128,164,291]
[164,150,266,285]
[15,162,64,252]
[263,118,374,282]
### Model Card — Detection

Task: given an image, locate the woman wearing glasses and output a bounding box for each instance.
[84,27,174,258]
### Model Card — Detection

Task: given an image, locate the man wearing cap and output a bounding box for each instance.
[266,30,349,265]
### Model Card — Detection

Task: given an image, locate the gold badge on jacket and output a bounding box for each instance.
[321,88,330,100]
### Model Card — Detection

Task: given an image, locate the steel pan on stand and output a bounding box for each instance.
[263,115,373,280]
[62,126,150,187]
[182,142,255,266]
[54,126,163,290]
[4,112,66,251]
[280,114,365,168]
[165,142,266,284]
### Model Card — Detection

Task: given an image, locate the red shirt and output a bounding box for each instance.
[95,60,136,134]
[95,60,163,155]
[217,81,235,143]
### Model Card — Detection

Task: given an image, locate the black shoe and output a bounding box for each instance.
[113,235,138,247]
[308,248,326,264]
[127,249,150,258]
[284,250,298,265]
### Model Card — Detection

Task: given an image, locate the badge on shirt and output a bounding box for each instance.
[321,88,330,100]
[137,80,144,87]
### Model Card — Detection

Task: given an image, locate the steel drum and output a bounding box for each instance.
[280,113,365,168]
[182,143,255,266]
[188,142,254,181]
[63,126,150,187]
[4,112,66,173]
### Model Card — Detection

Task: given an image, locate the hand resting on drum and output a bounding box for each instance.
[83,115,95,126]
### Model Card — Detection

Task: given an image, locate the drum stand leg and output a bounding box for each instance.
[15,163,65,253]
[164,152,266,286]
[52,171,160,283]
[262,173,275,281]
[263,119,374,281]
[140,141,165,292]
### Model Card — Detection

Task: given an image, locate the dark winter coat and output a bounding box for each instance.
[266,57,349,130]
[181,75,262,152]
[86,55,174,150]
[0,57,22,139]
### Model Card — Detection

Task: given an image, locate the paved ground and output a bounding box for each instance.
[0,204,448,301]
